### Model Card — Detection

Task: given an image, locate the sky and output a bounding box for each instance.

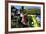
[14,5,41,9]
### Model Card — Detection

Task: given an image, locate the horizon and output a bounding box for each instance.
[13,5,41,9]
